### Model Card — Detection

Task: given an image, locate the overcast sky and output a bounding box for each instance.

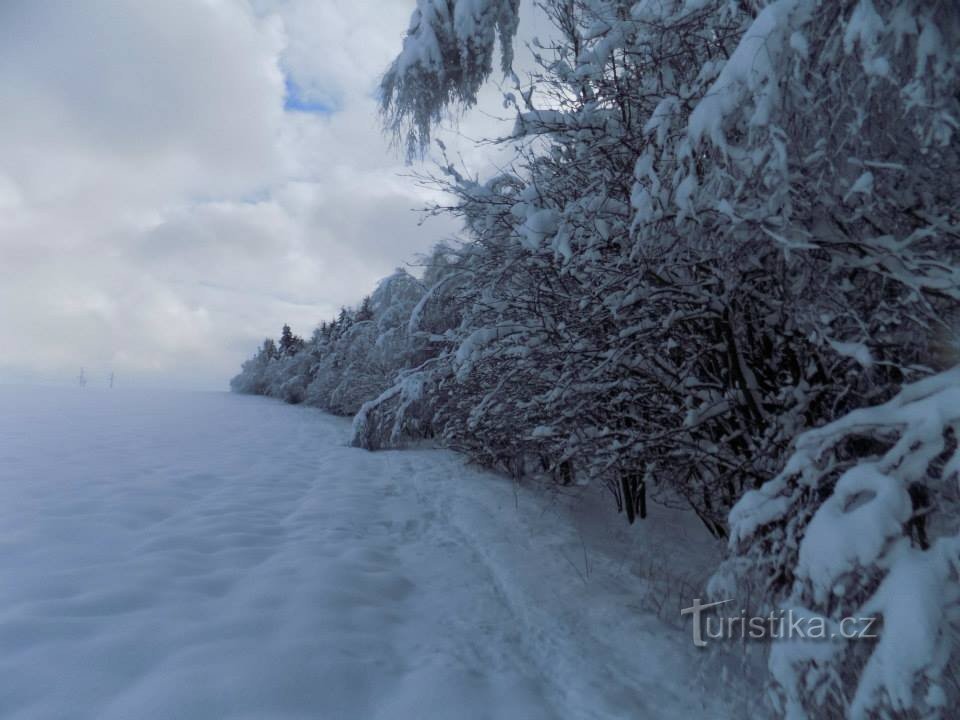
[0,0,534,390]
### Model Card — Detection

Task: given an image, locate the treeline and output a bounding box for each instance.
[234,1,960,717]
[231,269,427,416]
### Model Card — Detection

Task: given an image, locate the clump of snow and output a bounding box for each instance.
[796,464,911,603]
[688,0,813,151]
[844,171,875,202]
[852,540,958,718]
[828,338,874,367]
[844,0,890,76]
[519,208,560,250]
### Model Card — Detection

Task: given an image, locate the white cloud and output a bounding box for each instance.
[0,0,520,390]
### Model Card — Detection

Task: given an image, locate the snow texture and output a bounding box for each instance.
[0,386,725,720]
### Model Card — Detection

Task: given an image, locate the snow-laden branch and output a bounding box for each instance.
[380,0,521,158]
[718,366,960,719]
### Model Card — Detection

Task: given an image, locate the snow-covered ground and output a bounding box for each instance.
[0,386,735,719]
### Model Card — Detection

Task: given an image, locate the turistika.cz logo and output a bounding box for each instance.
[680,598,879,648]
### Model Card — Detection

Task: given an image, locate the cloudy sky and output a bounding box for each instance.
[0,0,535,390]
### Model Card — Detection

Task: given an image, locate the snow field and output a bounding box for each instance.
[0,387,729,719]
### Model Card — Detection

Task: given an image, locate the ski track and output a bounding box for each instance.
[0,387,727,719]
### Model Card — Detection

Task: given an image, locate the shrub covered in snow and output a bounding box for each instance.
[356,0,959,532]
[714,368,960,719]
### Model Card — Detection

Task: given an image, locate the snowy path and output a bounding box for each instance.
[0,388,725,719]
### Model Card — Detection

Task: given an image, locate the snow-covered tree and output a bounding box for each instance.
[278,324,305,357]
[380,0,521,158]
[714,368,960,719]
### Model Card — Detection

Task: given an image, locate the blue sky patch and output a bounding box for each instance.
[283,75,336,114]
